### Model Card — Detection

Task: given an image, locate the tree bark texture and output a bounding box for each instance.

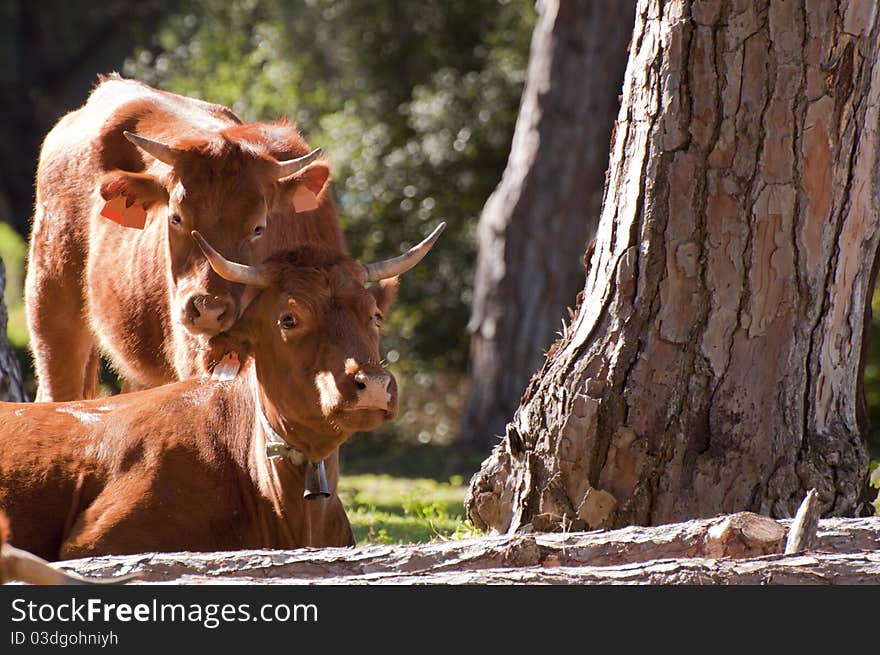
[467,0,880,533]
[0,257,24,402]
[461,0,636,452]
[52,515,880,584]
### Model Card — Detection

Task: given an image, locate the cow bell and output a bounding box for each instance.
[304,460,331,500]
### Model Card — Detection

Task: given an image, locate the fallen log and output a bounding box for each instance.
[51,514,880,585]
[151,552,880,585]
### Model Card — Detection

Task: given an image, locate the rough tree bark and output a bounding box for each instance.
[55,515,880,584]
[460,0,636,452]
[0,258,24,402]
[466,0,880,533]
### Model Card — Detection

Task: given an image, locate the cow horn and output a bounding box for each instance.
[191,231,270,288]
[2,544,138,585]
[276,148,323,179]
[363,222,446,282]
[123,131,178,166]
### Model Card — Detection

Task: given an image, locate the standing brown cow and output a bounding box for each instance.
[2,227,443,559]
[26,74,345,401]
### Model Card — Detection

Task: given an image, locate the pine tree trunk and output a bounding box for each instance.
[467,0,880,533]
[460,0,636,452]
[0,257,24,402]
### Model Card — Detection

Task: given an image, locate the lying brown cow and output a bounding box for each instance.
[1,512,134,584]
[26,74,345,401]
[1,226,442,559]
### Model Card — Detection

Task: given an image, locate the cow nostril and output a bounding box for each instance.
[354,372,367,391]
[185,300,202,321]
[185,296,231,328]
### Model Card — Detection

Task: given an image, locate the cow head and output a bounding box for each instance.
[99,129,328,337]
[194,223,445,462]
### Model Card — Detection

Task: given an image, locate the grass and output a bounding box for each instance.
[337,473,479,545]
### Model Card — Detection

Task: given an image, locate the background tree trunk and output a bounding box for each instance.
[0,257,24,402]
[460,0,636,453]
[467,0,880,533]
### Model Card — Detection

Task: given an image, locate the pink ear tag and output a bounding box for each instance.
[212,352,241,381]
[292,185,319,213]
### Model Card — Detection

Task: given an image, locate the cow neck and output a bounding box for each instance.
[252,379,307,467]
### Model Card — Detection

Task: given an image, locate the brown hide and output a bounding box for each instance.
[0,245,405,559]
[1,511,136,584]
[25,74,346,401]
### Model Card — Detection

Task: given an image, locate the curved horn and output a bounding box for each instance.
[2,545,138,585]
[123,131,178,167]
[276,148,323,179]
[363,222,446,282]
[191,231,270,288]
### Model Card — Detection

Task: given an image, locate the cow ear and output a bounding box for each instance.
[278,162,330,196]
[203,329,253,376]
[100,171,169,209]
[370,277,399,315]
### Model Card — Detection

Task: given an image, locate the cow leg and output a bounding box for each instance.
[120,379,150,394]
[27,291,96,402]
[82,347,101,399]
[60,471,229,557]
[59,486,155,559]
[26,203,95,402]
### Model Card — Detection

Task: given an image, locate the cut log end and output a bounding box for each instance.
[703,512,787,559]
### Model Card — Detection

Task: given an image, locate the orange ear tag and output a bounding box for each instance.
[100,197,147,229]
[292,186,319,213]
[100,197,127,224]
[212,352,241,381]
[120,202,147,229]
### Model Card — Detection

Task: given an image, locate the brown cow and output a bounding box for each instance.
[1,512,135,584]
[26,74,345,401]
[1,226,443,559]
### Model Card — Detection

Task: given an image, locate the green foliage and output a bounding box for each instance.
[865,285,880,458]
[124,0,535,445]
[869,461,880,516]
[338,474,478,544]
[0,221,28,348]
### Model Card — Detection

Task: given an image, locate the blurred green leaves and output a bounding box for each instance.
[0,222,27,348]
[125,0,535,445]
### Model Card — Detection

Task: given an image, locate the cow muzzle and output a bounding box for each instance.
[351,369,396,413]
[181,294,236,334]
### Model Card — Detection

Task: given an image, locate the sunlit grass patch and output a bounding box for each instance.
[338,474,479,545]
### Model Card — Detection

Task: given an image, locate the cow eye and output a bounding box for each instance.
[170,214,182,227]
[372,313,383,328]
[280,314,297,330]
[253,225,264,237]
